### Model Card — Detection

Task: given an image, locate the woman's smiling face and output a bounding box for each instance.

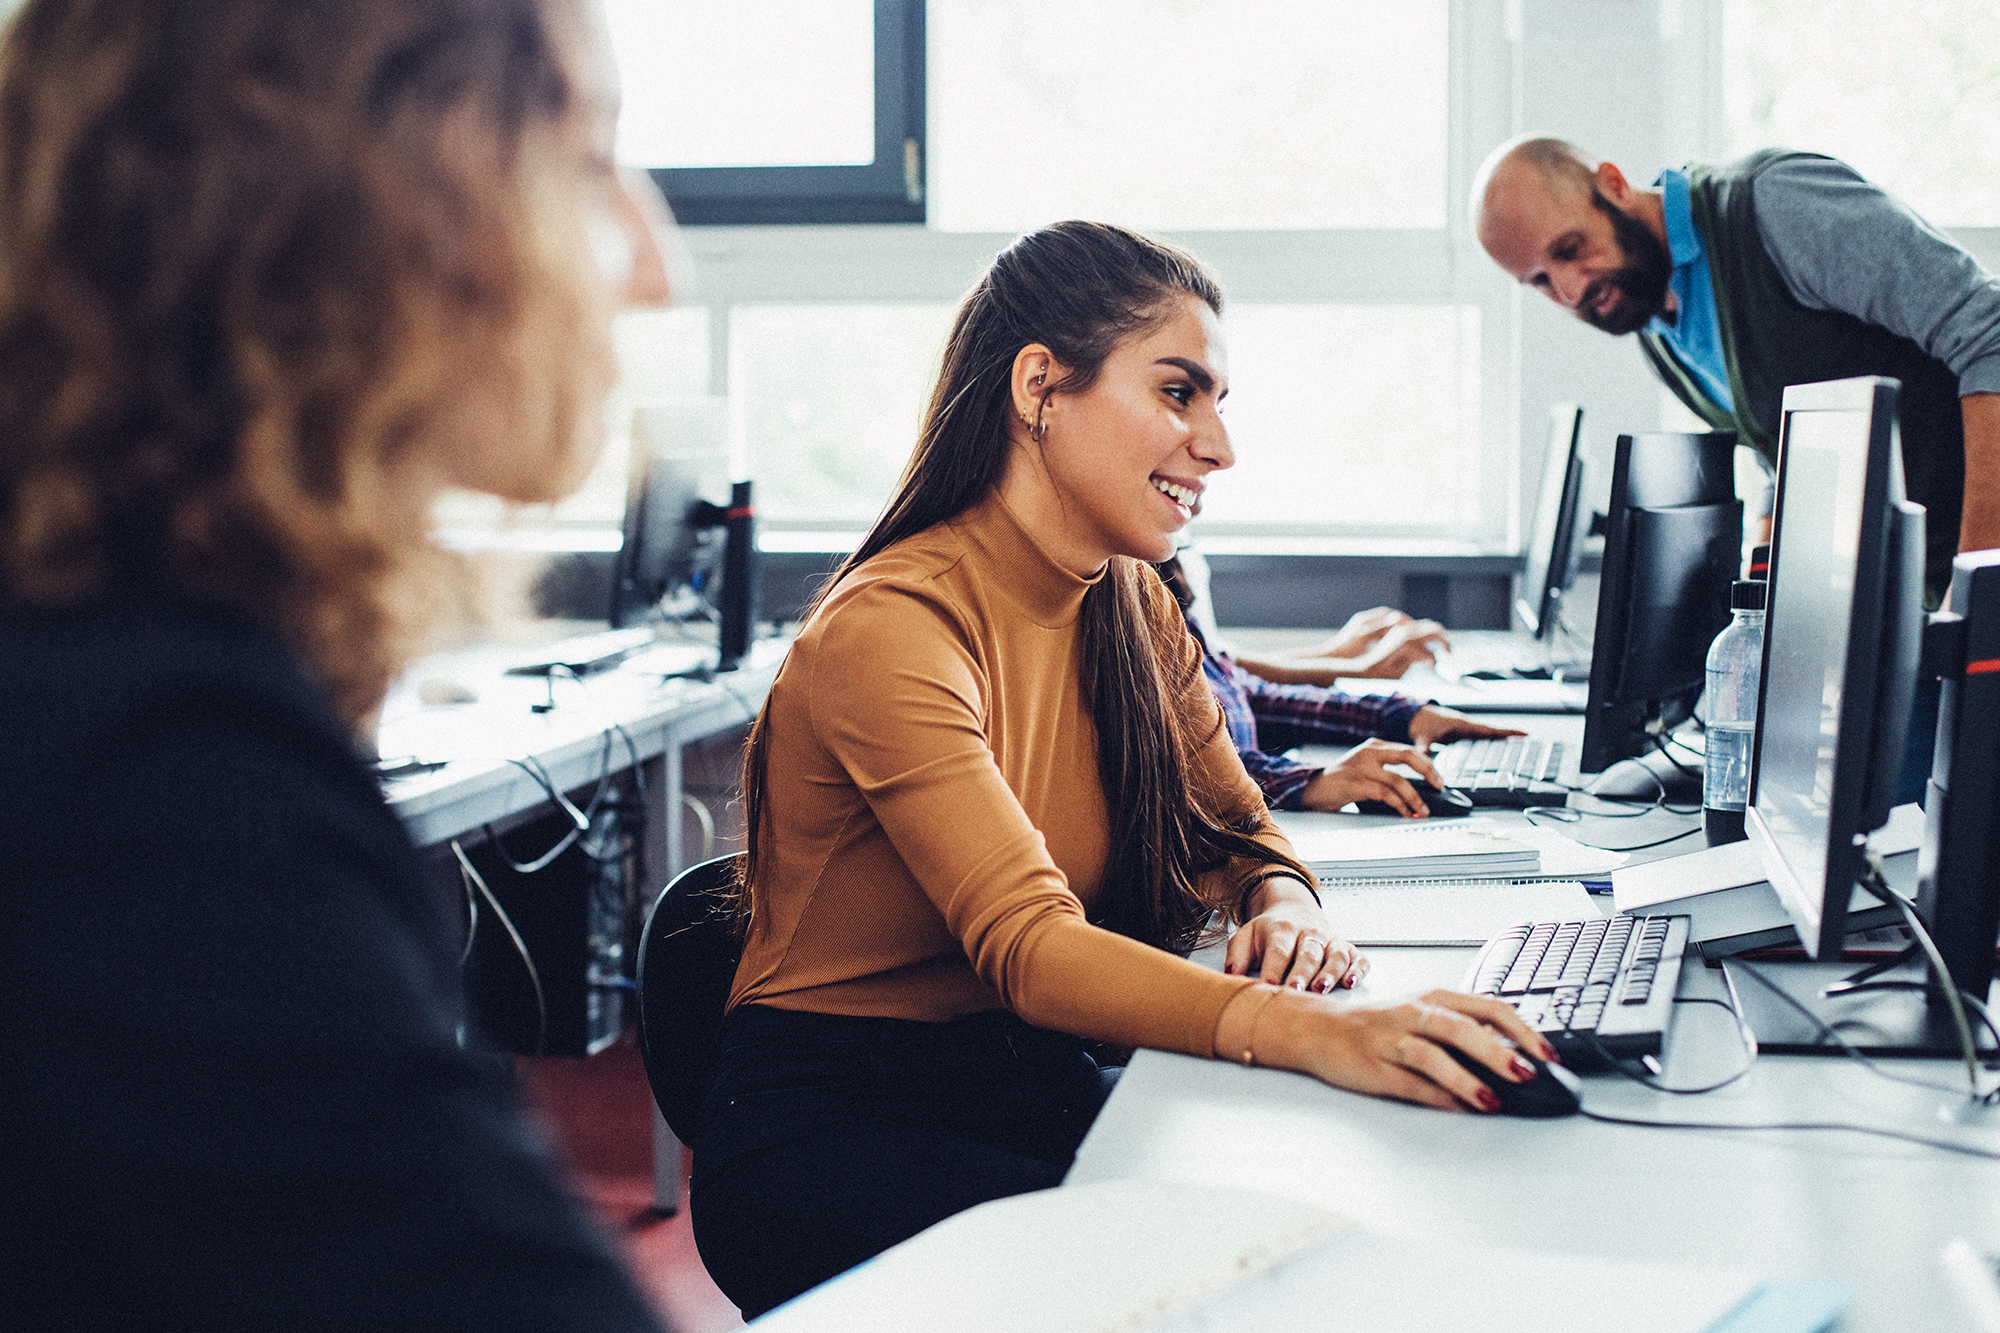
[1007,292,1234,574]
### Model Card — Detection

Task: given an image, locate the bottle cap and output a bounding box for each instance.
[1730,579,1766,611]
[1747,544,1770,579]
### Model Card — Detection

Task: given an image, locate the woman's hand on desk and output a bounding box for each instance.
[1216,986,1557,1114]
[1225,886,1364,994]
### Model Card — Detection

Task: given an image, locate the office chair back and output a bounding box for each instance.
[635,852,745,1146]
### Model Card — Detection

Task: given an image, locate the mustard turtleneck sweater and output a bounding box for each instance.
[730,492,1299,1059]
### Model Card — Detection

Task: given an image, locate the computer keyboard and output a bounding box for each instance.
[1463,913,1690,1068]
[1432,736,1569,808]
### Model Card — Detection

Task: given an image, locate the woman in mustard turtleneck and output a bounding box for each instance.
[693,221,1553,1317]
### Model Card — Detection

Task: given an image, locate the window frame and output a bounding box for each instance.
[646,0,927,227]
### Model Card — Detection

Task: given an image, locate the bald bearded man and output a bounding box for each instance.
[1474,137,2000,802]
[1472,136,2000,604]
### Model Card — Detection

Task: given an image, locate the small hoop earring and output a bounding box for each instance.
[1021,400,1048,443]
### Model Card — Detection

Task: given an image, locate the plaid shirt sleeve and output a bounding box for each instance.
[1187,612,1425,812]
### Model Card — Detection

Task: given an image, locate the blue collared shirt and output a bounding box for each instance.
[1645,168,1733,413]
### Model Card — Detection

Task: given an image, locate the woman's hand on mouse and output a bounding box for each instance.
[1298,738,1445,816]
[1406,706,1526,749]
[1224,885,1366,994]
[1218,986,1558,1113]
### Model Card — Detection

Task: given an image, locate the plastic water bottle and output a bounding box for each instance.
[1702,579,1766,845]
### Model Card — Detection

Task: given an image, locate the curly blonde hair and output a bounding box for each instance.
[0,0,583,723]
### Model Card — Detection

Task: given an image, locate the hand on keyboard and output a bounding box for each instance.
[1408,706,1526,749]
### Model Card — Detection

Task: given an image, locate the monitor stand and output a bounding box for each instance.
[1721,953,2000,1058]
[1579,749,1703,805]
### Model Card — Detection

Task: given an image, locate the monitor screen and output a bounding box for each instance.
[1748,377,1919,958]
[1745,409,1862,924]
[1516,403,1586,641]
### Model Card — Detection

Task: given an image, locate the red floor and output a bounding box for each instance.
[519,1039,744,1333]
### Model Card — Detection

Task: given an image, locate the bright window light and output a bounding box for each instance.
[605,0,875,168]
[1725,0,2000,227]
[1198,305,1482,530]
[731,304,959,525]
[931,0,1448,232]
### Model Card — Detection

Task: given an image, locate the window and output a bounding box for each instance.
[729,304,957,527]
[930,0,1449,232]
[607,0,925,225]
[1724,0,2000,226]
[462,1,1521,557]
[1196,305,1483,534]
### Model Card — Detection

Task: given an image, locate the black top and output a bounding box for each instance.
[1640,149,1967,598]
[0,591,665,1332]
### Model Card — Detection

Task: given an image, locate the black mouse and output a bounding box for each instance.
[1353,780,1474,819]
[1447,1046,1582,1118]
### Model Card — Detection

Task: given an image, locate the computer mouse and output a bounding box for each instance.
[1447,1046,1582,1118]
[1353,781,1474,819]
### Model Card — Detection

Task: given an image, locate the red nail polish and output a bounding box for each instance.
[1289,978,1305,990]
[1510,1055,1537,1082]
[1538,1040,1560,1063]
[1475,1087,1501,1112]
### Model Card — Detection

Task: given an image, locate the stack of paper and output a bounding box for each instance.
[1281,819,1541,880]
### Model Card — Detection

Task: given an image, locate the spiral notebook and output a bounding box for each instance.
[1318,878,1600,945]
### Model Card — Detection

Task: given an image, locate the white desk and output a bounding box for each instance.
[1069,711,2000,1332]
[378,633,787,1213]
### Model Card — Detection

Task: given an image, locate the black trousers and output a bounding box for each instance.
[689,1005,1120,1319]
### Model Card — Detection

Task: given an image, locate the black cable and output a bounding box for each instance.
[1726,956,1999,1103]
[1583,1000,1757,1095]
[487,740,622,874]
[608,722,649,892]
[1575,1108,2000,1160]
[452,838,546,1058]
[1521,804,1702,853]
[1854,858,1985,1093]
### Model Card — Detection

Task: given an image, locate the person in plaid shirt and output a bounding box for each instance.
[1161,555,1520,817]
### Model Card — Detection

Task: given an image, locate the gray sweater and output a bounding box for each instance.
[1750,154,2000,394]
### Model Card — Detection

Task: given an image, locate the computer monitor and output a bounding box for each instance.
[1514,403,1588,643]
[609,400,762,671]
[1577,431,1743,790]
[1735,377,1991,1057]
[609,402,730,630]
[1748,377,1923,959]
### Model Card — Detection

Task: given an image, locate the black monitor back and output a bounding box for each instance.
[1919,552,2000,1001]
[1579,431,1742,776]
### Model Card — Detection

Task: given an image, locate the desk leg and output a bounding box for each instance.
[649,743,685,1214]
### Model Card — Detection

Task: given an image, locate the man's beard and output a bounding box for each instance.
[1578,190,1673,335]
